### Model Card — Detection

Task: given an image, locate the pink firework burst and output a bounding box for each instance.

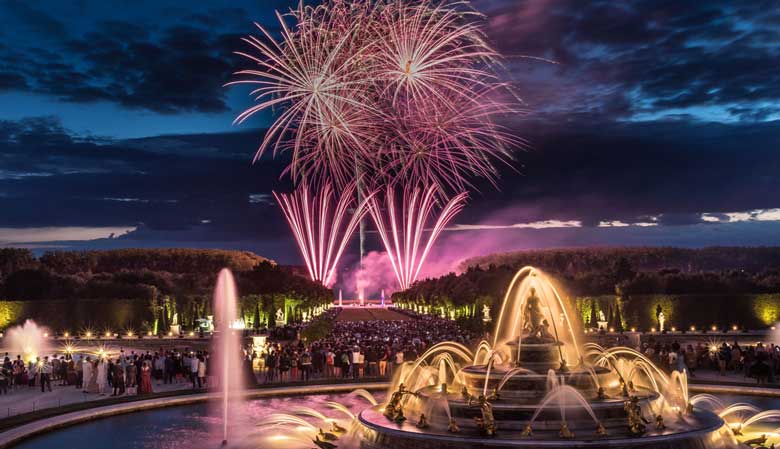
[231,0,519,192]
[367,184,467,290]
[274,182,375,285]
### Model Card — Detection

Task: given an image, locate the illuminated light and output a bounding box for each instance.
[630,327,636,332]
[709,345,719,353]
[274,182,373,285]
[188,331,195,337]
[671,326,677,332]
[732,325,738,331]
[63,332,69,338]
[268,435,292,442]
[147,331,153,336]
[772,326,777,331]
[85,331,92,338]
[609,327,615,333]
[368,186,467,290]
[168,331,173,336]
[690,326,696,331]
[650,327,656,332]
[105,331,111,337]
[712,325,718,332]
[43,332,48,338]
[127,331,133,337]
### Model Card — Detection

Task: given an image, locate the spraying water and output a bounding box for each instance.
[6,319,49,363]
[212,269,243,446]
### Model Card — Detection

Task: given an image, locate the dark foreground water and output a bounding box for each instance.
[11,393,780,449]
[13,393,382,449]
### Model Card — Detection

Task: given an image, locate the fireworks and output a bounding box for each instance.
[231,0,518,193]
[368,185,467,290]
[232,0,520,290]
[274,182,374,286]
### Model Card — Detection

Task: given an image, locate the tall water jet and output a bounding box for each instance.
[212,268,243,446]
[6,319,49,363]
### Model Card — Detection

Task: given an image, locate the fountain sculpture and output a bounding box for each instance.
[258,267,778,449]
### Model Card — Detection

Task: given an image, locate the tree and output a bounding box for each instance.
[253,302,261,329]
[614,300,624,332]
[589,299,598,328]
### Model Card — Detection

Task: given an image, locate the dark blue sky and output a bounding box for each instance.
[0,0,779,274]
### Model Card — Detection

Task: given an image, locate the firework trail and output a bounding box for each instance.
[274,182,374,285]
[232,0,521,291]
[230,0,519,193]
[368,185,467,290]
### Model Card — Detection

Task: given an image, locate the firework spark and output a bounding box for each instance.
[274,182,374,286]
[368,185,467,290]
[231,0,519,193]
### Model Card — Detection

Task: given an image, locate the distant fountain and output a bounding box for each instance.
[6,319,49,363]
[212,269,244,446]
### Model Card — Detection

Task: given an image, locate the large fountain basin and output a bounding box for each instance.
[357,405,738,449]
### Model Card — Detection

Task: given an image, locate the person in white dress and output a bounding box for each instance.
[82,357,93,393]
[96,358,108,395]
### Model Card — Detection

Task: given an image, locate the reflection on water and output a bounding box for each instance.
[13,393,384,449]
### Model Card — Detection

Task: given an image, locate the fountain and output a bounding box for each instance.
[214,266,779,449]
[5,319,49,363]
[212,268,244,446]
[353,267,739,448]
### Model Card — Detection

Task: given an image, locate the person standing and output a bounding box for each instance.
[197,356,206,388]
[190,353,200,389]
[112,359,125,396]
[300,350,312,382]
[139,361,153,394]
[40,356,52,392]
[96,358,108,395]
[82,357,92,393]
[126,359,137,395]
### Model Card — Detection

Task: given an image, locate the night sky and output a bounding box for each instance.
[0,0,778,276]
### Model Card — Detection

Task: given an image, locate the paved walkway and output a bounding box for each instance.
[0,379,195,419]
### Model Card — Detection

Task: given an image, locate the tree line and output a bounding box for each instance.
[0,248,332,332]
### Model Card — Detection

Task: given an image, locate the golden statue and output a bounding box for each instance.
[317,428,338,441]
[447,418,460,433]
[330,421,347,435]
[624,396,648,435]
[597,387,607,400]
[469,395,497,436]
[384,383,417,423]
[559,422,575,439]
[416,414,429,429]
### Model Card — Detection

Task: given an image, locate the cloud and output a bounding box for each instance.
[0,226,134,246]
[0,18,241,114]
[485,0,780,123]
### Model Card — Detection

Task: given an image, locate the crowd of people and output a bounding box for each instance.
[638,339,780,383]
[0,348,211,396]
[253,309,480,383]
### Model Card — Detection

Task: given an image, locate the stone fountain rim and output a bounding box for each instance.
[358,405,728,447]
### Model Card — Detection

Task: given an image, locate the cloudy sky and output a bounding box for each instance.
[0,0,778,282]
